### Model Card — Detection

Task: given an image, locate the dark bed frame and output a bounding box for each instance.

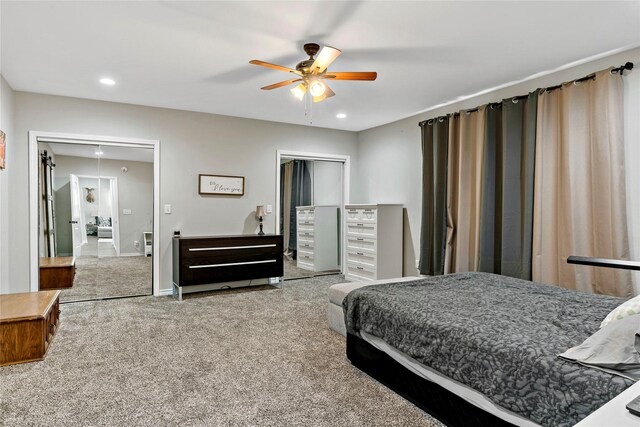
[346,333,516,427]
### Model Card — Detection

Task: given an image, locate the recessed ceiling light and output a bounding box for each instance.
[95,150,104,156]
[99,78,116,86]
[336,113,347,119]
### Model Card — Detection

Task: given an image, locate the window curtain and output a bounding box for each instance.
[287,160,312,257]
[280,162,293,254]
[532,69,632,297]
[445,107,486,273]
[478,92,538,280]
[419,116,449,275]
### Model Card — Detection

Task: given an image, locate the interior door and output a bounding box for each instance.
[69,173,85,258]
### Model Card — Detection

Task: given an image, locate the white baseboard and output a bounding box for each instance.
[119,252,143,257]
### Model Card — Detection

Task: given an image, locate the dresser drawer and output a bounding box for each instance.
[346,251,376,268]
[298,252,314,265]
[346,223,377,239]
[346,263,376,281]
[297,208,315,222]
[346,237,377,254]
[180,237,280,260]
[298,240,314,252]
[179,257,281,285]
[345,208,377,223]
[297,222,315,233]
[298,230,314,242]
[297,260,314,271]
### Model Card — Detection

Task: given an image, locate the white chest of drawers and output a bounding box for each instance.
[296,206,340,272]
[344,204,403,282]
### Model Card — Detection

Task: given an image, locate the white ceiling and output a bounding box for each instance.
[1,1,639,132]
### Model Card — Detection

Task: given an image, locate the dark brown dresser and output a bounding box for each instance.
[172,234,283,300]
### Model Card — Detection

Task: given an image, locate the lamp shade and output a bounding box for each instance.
[256,205,267,218]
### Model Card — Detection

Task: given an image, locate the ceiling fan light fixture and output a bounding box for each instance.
[291,83,307,101]
[309,80,326,97]
[312,93,327,103]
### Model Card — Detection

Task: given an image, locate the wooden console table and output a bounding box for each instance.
[0,290,61,366]
[40,256,75,290]
[172,234,283,300]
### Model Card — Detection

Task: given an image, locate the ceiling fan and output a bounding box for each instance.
[249,43,377,103]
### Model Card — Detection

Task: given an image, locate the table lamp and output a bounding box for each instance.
[256,205,267,236]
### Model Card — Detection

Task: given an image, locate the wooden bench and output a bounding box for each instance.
[0,290,61,366]
[40,256,75,289]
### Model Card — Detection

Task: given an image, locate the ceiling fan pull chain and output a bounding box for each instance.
[306,93,313,125]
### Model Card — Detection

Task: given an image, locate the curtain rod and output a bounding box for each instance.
[419,61,634,126]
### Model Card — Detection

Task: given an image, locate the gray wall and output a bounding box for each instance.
[6,92,358,293]
[0,75,15,293]
[354,47,640,280]
[53,155,154,256]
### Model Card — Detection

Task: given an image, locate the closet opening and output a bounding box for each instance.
[275,150,350,280]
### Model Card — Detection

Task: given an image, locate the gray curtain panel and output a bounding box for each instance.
[419,117,449,275]
[288,160,312,255]
[478,92,537,280]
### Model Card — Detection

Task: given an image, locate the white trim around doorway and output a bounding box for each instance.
[28,131,161,296]
[275,150,350,273]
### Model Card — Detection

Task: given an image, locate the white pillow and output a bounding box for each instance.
[601,294,640,328]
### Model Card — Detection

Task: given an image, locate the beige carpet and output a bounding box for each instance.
[60,255,152,302]
[0,275,443,427]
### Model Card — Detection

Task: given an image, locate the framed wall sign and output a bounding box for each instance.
[198,174,245,196]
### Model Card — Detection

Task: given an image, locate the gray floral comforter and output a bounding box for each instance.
[343,272,634,427]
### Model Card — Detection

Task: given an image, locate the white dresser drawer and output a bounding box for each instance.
[345,208,361,222]
[345,208,377,223]
[298,230,314,241]
[346,222,377,239]
[297,222,315,233]
[298,252,314,264]
[297,260,314,271]
[298,240,314,252]
[346,237,376,254]
[346,263,376,281]
[297,208,315,222]
[346,251,376,269]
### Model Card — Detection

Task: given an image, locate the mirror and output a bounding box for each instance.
[280,158,343,280]
[38,141,154,302]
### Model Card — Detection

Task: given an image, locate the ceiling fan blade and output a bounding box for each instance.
[260,78,302,90]
[249,60,301,75]
[310,46,341,74]
[323,71,377,81]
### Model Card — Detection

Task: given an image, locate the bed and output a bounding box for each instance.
[340,272,636,427]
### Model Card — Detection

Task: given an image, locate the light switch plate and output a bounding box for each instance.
[164,204,172,214]
[266,204,273,214]
[123,209,132,215]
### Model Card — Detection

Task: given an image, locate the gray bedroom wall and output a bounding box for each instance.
[354,47,640,289]
[0,75,15,293]
[7,92,358,293]
[54,155,154,256]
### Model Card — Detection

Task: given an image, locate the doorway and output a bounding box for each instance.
[29,132,160,299]
[276,150,350,280]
